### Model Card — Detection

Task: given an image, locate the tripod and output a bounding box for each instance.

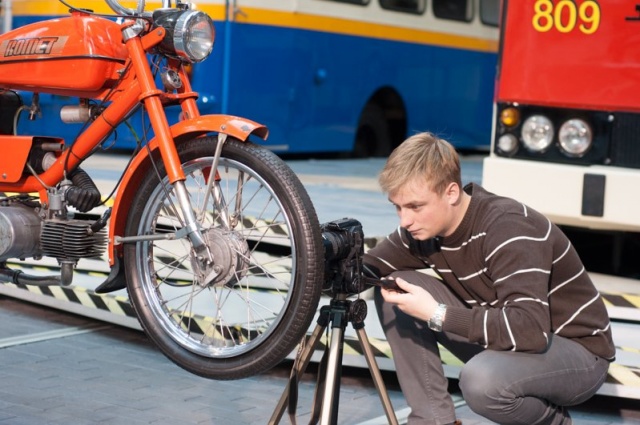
[268,293,399,425]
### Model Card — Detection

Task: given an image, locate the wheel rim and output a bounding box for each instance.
[134,156,299,358]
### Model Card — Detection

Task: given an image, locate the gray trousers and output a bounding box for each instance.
[374,270,610,425]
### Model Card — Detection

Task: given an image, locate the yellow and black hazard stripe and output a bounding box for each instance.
[1,280,136,319]
[5,258,640,330]
[602,292,640,310]
[606,350,640,390]
[2,260,136,320]
[299,333,640,398]
[3,260,640,398]
[296,333,394,362]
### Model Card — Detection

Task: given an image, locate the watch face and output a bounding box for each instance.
[429,304,446,332]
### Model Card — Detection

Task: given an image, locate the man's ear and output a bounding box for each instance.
[445,182,461,205]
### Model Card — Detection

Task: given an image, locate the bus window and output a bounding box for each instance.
[379,0,426,14]
[479,0,499,27]
[433,0,472,22]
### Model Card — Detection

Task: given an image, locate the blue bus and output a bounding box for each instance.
[2,0,499,155]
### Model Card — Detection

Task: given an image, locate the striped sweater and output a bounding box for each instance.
[364,183,615,360]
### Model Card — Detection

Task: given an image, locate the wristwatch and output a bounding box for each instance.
[428,303,447,332]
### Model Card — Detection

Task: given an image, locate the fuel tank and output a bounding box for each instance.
[0,10,127,96]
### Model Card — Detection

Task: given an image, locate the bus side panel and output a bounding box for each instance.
[399,45,496,150]
[218,22,296,151]
[222,23,496,153]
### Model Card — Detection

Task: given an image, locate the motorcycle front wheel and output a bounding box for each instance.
[124,136,324,379]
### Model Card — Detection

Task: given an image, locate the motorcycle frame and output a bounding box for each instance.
[0,14,268,267]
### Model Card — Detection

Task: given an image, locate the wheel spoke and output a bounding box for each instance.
[135,156,298,357]
[126,139,322,378]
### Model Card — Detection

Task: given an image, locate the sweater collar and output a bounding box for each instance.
[441,183,479,247]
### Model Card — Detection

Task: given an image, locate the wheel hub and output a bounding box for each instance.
[196,228,250,287]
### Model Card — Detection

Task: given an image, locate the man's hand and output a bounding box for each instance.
[380,277,439,322]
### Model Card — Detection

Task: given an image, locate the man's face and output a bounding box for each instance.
[388,178,457,240]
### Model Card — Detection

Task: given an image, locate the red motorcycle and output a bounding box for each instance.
[0,0,324,379]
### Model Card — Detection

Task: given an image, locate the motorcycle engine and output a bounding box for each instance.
[0,203,41,260]
[0,201,106,262]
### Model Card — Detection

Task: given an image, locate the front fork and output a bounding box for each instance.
[173,133,229,281]
[121,23,224,280]
[113,132,231,285]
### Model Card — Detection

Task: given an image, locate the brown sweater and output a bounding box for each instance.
[364,184,615,360]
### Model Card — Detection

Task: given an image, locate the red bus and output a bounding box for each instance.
[483,0,640,279]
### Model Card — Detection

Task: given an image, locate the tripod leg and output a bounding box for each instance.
[319,322,345,425]
[268,323,327,425]
[355,327,399,425]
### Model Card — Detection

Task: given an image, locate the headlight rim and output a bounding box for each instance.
[173,10,215,63]
[521,115,555,153]
[153,9,215,63]
[497,133,519,156]
[558,118,593,158]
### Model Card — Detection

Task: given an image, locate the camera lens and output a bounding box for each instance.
[322,232,349,260]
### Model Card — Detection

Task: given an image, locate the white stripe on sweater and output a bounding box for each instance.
[502,308,517,351]
[555,293,601,333]
[459,267,488,281]
[591,322,611,336]
[493,268,550,284]
[440,232,487,251]
[548,266,585,296]
[485,218,552,261]
[483,310,489,349]
[508,297,549,307]
[552,241,572,265]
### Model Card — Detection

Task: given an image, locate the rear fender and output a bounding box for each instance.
[107,115,268,266]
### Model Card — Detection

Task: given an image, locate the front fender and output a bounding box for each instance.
[107,114,268,266]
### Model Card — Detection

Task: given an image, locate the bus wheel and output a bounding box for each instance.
[354,104,391,157]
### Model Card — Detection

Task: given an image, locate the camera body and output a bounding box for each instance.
[321,217,365,296]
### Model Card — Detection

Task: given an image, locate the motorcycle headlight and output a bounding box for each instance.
[153,10,215,63]
[558,119,592,157]
[521,115,554,153]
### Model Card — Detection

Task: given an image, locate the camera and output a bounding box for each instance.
[321,217,365,296]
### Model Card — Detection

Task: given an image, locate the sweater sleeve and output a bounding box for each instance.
[443,211,555,353]
[363,226,430,277]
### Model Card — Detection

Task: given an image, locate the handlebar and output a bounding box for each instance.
[104,1,182,16]
[105,0,145,16]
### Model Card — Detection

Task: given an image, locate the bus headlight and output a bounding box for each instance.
[153,10,215,63]
[558,119,592,157]
[521,115,554,152]
[497,133,518,155]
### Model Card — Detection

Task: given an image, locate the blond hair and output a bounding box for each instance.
[378,132,462,195]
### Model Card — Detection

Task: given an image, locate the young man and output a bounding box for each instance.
[363,132,615,425]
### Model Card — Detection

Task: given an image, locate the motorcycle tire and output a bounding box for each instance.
[124,136,324,379]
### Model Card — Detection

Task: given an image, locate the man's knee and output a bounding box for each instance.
[459,353,515,417]
[459,357,491,404]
